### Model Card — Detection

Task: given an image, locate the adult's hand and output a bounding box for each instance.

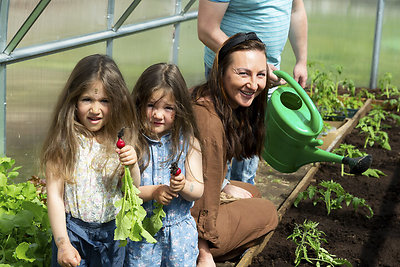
[222,183,253,199]
[293,62,308,88]
[267,64,286,88]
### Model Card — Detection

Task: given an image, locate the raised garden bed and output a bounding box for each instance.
[249,107,400,266]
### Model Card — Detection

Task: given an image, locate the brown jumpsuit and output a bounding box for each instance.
[191,100,279,261]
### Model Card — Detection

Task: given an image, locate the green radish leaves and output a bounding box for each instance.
[114,166,157,245]
[143,202,166,236]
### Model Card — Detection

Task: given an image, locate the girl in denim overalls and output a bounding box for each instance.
[41,54,140,267]
[125,63,204,267]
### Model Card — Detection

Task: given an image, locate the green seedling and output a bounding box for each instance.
[333,144,385,178]
[378,72,399,99]
[357,88,376,100]
[287,219,352,267]
[294,180,373,218]
[356,107,391,150]
[308,63,362,119]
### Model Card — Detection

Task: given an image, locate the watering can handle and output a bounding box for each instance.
[273,70,322,133]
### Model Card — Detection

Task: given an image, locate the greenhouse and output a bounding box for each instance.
[1,0,399,266]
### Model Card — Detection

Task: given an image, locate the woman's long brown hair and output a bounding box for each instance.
[191,34,269,161]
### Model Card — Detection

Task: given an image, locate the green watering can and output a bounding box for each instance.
[263,70,372,174]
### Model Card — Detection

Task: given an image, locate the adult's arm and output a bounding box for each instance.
[289,0,308,88]
[46,163,81,267]
[197,0,229,52]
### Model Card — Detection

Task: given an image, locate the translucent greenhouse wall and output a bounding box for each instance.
[281,0,400,88]
[1,0,399,181]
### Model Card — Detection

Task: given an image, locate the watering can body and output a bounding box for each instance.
[263,70,345,173]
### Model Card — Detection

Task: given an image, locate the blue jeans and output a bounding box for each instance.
[51,214,125,267]
[226,157,259,184]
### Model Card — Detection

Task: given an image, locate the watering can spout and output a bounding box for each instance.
[342,155,372,174]
[263,70,372,174]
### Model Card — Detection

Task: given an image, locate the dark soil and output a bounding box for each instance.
[250,110,400,267]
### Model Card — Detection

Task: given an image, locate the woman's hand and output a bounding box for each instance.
[152,185,177,205]
[57,241,81,267]
[222,183,253,199]
[170,173,186,193]
[117,144,137,166]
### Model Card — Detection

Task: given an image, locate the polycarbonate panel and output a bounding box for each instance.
[280,0,400,87]
[177,19,205,88]
[379,0,400,87]
[6,44,106,181]
[112,26,175,91]
[115,0,176,25]
[7,0,108,49]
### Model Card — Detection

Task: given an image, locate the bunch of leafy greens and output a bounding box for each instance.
[0,157,52,266]
[114,166,166,245]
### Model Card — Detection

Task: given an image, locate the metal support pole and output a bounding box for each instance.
[113,0,142,32]
[369,0,385,89]
[172,0,182,65]
[106,0,115,56]
[3,0,51,55]
[0,0,10,156]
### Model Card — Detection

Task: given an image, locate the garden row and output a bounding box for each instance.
[238,65,400,267]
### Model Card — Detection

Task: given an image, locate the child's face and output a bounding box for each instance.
[146,90,176,138]
[77,81,110,133]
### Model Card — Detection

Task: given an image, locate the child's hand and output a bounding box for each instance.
[57,241,81,267]
[170,173,185,193]
[153,185,177,205]
[116,145,137,166]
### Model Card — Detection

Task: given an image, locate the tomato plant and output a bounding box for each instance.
[287,220,351,267]
[294,180,374,219]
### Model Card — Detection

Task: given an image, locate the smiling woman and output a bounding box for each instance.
[222,50,267,109]
[190,33,278,266]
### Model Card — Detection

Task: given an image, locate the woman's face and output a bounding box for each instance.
[222,50,267,108]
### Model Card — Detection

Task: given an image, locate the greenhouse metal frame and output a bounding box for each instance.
[0,0,198,155]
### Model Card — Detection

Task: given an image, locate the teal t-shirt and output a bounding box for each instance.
[204,0,293,68]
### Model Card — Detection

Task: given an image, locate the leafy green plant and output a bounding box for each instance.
[357,88,376,100]
[333,144,386,178]
[307,63,362,119]
[0,157,52,266]
[378,72,399,98]
[287,220,352,267]
[294,180,373,218]
[356,107,391,150]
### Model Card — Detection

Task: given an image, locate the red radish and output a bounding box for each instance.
[117,128,125,148]
[174,168,181,176]
[117,138,125,149]
[170,162,181,176]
